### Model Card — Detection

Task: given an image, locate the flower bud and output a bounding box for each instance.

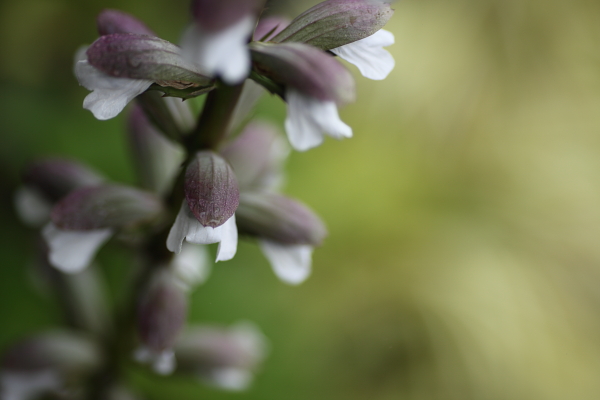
[86,33,213,87]
[250,42,355,104]
[1,332,102,400]
[128,105,185,194]
[22,158,104,203]
[137,270,188,352]
[51,184,164,231]
[97,9,155,36]
[221,120,288,191]
[175,322,268,391]
[184,151,239,228]
[271,0,394,50]
[136,270,188,375]
[236,192,327,245]
[2,331,102,374]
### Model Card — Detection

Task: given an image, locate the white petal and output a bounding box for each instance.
[14,186,52,227]
[166,201,203,253]
[1,371,61,400]
[181,16,254,84]
[134,346,176,376]
[171,243,211,288]
[259,240,313,285]
[42,223,112,273]
[206,368,252,391]
[167,201,238,262]
[284,89,352,151]
[75,60,152,120]
[215,215,238,262]
[331,29,395,80]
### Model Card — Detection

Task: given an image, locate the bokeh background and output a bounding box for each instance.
[2,0,600,398]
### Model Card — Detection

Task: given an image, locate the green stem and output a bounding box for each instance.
[185,83,244,152]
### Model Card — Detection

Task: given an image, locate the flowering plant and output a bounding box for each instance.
[4,0,395,398]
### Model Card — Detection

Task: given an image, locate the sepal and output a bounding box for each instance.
[271,0,394,50]
[2,331,102,375]
[250,42,355,104]
[87,33,213,87]
[236,192,327,245]
[51,185,164,230]
[184,152,239,228]
[175,322,268,391]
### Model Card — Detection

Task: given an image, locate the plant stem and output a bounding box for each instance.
[185,83,244,152]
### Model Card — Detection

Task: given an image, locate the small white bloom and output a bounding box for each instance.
[258,240,313,285]
[284,88,352,151]
[331,29,395,80]
[166,201,238,262]
[13,186,52,227]
[134,346,176,375]
[171,243,211,290]
[181,15,254,84]
[75,59,152,120]
[42,222,112,273]
[0,370,61,400]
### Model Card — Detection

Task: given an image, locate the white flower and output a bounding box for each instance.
[75,59,153,120]
[331,29,395,81]
[42,222,112,274]
[166,201,238,262]
[258,241,313,285]
[181,15,254,85]
[284,88,352,152]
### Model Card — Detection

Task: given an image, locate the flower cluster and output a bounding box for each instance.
[8,0,395,397]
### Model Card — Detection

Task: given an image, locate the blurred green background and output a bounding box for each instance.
[3,0,600,398]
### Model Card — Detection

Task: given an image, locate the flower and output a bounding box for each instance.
[250,42,355,151]
[75,33,213,120]
[42,185,164,273]
[223,121,327,284]
[175,322,268,391]
[331,29,395,80]
[135,270,188,375]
